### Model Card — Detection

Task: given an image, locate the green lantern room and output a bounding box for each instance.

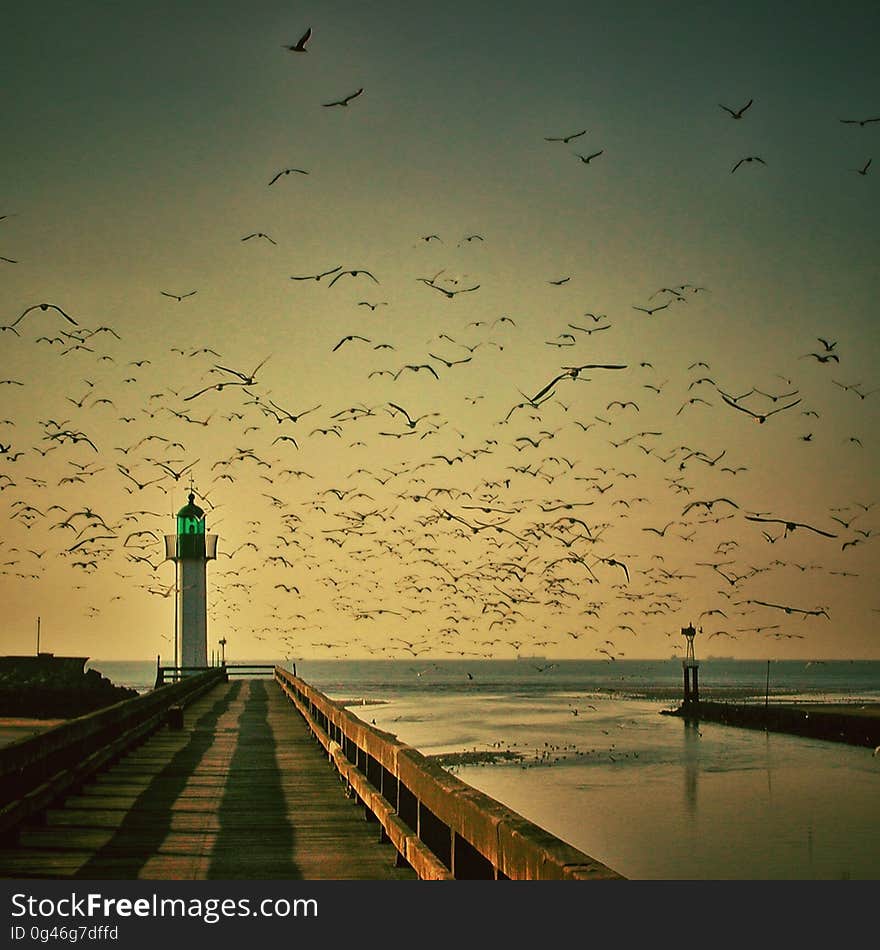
[176,492,206,558]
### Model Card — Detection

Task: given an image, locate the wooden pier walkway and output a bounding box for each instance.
[0,679,416,880]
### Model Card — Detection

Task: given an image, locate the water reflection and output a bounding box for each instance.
[682,720,700,815]
[335,687,879,879]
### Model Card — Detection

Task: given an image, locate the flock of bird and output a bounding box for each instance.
[1,23,877,669]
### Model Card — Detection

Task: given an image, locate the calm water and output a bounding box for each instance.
[88,658,880,880]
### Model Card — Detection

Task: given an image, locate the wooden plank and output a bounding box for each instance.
[0,680,416,881]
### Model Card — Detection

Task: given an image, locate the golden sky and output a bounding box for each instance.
[1,1,878,662]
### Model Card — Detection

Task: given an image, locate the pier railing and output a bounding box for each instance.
[0,667,225,840]
[155,663,274,686]
[221,663,275,678]
[275,666,623,880]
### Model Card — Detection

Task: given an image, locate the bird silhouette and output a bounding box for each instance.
[719,99,753,119]
[268,168,309,186]
[213,356,271,385]
[323,88,364,107]
[545,129,587,143]
[568,322,611,335]
[854,158,872,176]
[642,522,677,537]
[154,458,200,482]
[328,268,378,287]
[242,232,277,244]
[429,352,472,368]
[632,302,669,315]
[332,334,371,352]
[731,156,766,173]
[719,391,801,423]
[11,302,78,328]
[575,150,603,164]
[801,352,839,364]
[159,290,198,303]
[419,279,480,299]
[744,515,837,539]
[747,599,830,619]
[283,27,311,52]
[394,364,440,381]
[290,265,342,281]
[681,498,740,516]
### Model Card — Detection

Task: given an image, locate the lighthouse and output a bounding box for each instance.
[164,492,217,673]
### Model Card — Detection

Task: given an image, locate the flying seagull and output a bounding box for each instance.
[718,391,801,423]
[11,302,78,328]
[744,515,837,539]
[545,129,587,143]
[328,268,378,287]
[332,334,371,352]
[242,232,277,244]
[283,27,311,52]
[213,355,271,385]
[719,99,753,119]
[421,280,480,299]
[746,599,830,619]
[269,168,309,186]
[290,265,342,281]
[731,156,766,173]
[801,352,839,364]
[161,290,197,301]
[632,302,669,315]
[323,88,364,107]
[575,150,603,164]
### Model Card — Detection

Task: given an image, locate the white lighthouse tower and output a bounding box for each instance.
[164,492,217,674]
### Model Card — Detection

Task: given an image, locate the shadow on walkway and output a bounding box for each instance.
[207,679,300,878]
[74,682,243,879]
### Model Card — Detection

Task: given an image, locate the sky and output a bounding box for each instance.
[1,0,878,663]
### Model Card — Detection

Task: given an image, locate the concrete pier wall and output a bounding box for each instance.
[665,700,880,748]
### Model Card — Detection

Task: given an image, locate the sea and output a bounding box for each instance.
[86,657,880,881]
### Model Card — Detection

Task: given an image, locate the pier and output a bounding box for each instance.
[662,625,880,749]
[663,698,880,748]
[0,667,623,881]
